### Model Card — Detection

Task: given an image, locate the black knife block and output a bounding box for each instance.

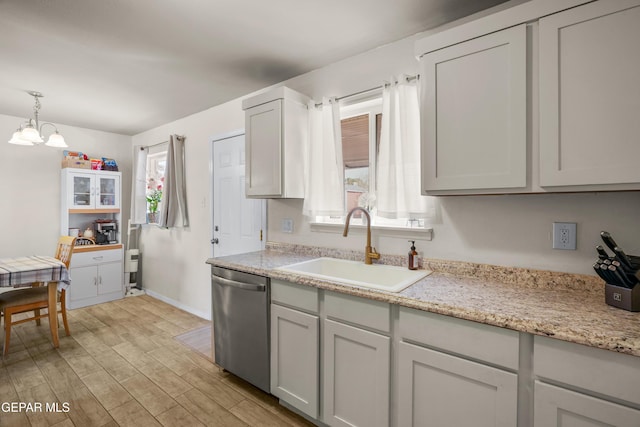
[605,283,640,312]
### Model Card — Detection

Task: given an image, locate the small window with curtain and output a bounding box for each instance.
[145,149,166,224]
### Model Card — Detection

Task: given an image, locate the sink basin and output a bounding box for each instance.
[277,257,431,292]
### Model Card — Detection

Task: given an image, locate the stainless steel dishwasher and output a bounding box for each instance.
[211,266,270,393]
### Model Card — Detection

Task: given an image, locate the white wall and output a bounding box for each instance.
[0,113,132,258]
[133,3,640,317]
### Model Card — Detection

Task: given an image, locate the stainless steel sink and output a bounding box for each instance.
[277,257,431,292]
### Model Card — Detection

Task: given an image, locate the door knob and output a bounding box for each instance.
[211,238,219,244]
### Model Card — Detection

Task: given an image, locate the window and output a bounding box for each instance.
[315,96,425,229]
[146,150,166,223]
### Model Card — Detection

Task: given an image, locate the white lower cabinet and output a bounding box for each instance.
[397,307,519,427]
[68,249,123,309]
[397,341,517,427]
[323,318,390,427]
[534,381,640,427]
[270,303,319,418]
[533,335,640,427]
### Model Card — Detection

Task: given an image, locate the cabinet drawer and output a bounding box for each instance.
[325,291,390,333]
[271,279,318,314]
[399,307,519,370]
[71,249,123,268]
[534,336,640,406]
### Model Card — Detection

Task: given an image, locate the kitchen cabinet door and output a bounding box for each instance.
[397,341,517,427]
[97,262,123,296]
[539,0,640,188]
[67,172,96,209]
[243,87,308,199]
[68,265,99,302]
[270,304,319,418]
[245,99,283,197]
[534,381,640,427]
[420,24,527,194]
[323,319,390,427]
[96,174,120,209]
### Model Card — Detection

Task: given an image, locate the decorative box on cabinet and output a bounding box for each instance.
[419,24,527,195]
[242,87,310,198]
[539,0,640,189]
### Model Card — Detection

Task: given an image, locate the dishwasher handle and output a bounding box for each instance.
[212,274,266,292]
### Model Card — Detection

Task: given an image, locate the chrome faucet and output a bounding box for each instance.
[343,207,380,265]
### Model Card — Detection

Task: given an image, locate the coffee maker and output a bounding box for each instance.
[95,220,118,244]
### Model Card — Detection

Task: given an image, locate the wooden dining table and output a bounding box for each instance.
[0,255,71,348]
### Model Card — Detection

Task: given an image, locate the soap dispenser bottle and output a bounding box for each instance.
[408,240,418,270]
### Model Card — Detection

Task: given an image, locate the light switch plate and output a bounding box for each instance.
[282,218,294,233]
[552,222,577,250]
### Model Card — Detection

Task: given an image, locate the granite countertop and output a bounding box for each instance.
[206,247,640,357]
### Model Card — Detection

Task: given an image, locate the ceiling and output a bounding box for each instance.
[0,0,509,136]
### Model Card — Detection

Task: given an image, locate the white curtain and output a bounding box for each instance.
[159,135,189,228]
[303,98,345,217]
[377,76,435,219]
[131,146,148,225]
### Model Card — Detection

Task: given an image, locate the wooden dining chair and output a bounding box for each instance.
[0,236,76,355]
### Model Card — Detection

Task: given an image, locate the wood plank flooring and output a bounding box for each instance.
[1,295,314,427]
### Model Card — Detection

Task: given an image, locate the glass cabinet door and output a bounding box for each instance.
[69,173,95,208]
[97,175,120,209]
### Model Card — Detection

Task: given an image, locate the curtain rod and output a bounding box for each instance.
[139,134,185,150]
[314,74,418,108]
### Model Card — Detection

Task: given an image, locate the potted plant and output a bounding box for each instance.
[146,177,163,223]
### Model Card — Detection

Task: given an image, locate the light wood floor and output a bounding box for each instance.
[0,295,314,427]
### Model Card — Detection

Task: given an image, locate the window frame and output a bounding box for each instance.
[145,147,167,224]
[312,95,432,236]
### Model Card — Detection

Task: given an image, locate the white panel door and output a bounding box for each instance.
[270,304,319,418]
[534,381,640,427]
[212,133,266,257]
[421,24,527,193]
[323,319,390,427]
[245,100,283,197]
[397,341,517,427]
[539,0,640,187]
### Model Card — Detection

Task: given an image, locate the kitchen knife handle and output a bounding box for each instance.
[595,245,610,260]
[600,231,620,252]
[593,263,609,283]
[613,246,634,270]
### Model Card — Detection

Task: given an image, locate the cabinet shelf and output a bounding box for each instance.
[68,208,120,214]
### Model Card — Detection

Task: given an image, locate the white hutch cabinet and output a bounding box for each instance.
[61,168,124,309]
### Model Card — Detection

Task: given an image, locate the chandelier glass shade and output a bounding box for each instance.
[7,91,68,148]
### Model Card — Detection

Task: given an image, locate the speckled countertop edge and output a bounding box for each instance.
[207,244,640,357]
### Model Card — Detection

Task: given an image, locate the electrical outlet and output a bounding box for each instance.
[281,218,294,233]
[552,222,577,250]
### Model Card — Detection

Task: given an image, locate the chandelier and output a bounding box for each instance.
[8,91,67,148]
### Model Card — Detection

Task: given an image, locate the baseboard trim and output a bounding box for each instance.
[144,289,211,321]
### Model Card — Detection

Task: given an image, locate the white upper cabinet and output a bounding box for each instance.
[420,24,527,194]
[242,87,309,198]
[539,0,640,189]
[63,169,121,210]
